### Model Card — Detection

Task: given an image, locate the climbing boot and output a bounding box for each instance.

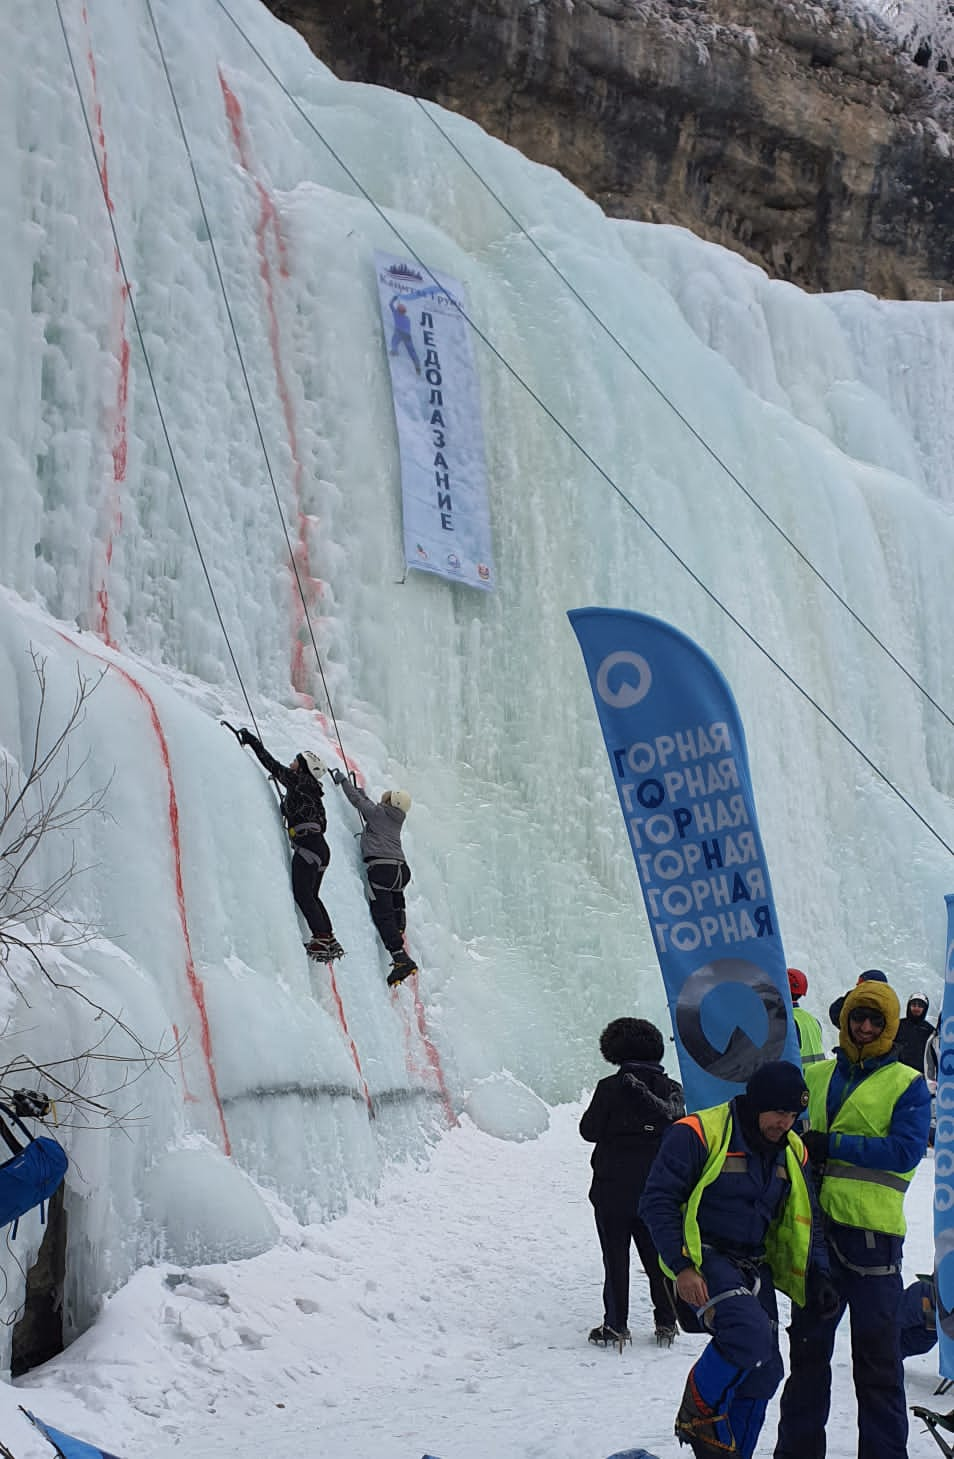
[387,953,418,986]
[588,1323,630,1351]
[675,1367,736,1453]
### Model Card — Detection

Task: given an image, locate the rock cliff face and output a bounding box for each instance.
[264,0,954,300]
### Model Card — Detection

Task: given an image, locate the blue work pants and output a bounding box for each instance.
[688,1251,780,1459]
[774,1242,906,1459]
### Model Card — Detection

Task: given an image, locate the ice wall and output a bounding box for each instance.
[1,0,953,1346]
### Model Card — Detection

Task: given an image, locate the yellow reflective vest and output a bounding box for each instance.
[805,1058,920,1236]
[794,1007,825,1065]
[661,1102,813,1307]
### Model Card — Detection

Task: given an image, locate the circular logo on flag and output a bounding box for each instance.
[675,957,789,1083]
[595,650,651,709]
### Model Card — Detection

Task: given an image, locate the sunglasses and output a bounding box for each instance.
[848,1009,886,1030]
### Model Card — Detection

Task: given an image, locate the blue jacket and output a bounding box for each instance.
[816,1047,930,1272]
[823,1048,930,1174]
[639,1100,791,1276]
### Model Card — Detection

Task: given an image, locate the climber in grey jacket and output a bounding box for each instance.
[330,771,418,985]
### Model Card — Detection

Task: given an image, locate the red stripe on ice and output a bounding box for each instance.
[56,633,231,1155]
[325,963,374,1118]
[82,7,128,650]
[218,69,323,699]
[411,978,457,1127]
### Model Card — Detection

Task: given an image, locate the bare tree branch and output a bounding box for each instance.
[0,648,181,1130]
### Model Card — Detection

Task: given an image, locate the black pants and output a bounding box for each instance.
[590,1179,672,1331]
[774,1236,906,1459]
[291,833,332,939]
[365,860,410,956]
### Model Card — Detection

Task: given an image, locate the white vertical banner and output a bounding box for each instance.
[375,251,494,592]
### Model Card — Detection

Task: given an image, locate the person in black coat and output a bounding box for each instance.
[579,1017,684,1350]
[894,993,935,1071]
[237,730,343,961]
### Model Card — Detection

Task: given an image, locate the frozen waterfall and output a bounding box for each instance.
[0,0,952,1356]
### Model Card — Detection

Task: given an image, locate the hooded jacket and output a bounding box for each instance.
[812,982,930,1183]
[894,994,936,1072]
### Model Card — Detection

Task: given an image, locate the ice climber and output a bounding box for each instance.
[639,1060,837,1459]
[787,967,825,1065]
[579,1017,684,1351]
[388,297,421,373]
[237,729,344,962]
[773,980,931,1459]
[330,769,417,985]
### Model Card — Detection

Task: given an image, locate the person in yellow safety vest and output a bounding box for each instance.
[639,1061,837,1459]
[773,980,931,1459]
[787,967,825,1066]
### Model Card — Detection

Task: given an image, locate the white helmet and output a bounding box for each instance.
[298,751,327,781]
[388,788,411,814]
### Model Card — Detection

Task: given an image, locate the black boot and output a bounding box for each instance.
[387,952,418,986]
[674,1367,736,1453]
[588,1322,631,1351]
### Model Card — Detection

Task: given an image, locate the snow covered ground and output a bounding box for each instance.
[1,1103,942,1459]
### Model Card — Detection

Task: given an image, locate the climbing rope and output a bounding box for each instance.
[53,0,260,738]
[143,0,351,768]
[208,0,954,860]
[413,94,954,740]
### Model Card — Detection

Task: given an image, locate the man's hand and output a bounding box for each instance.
[802,1130,830,1165]
[675,1267,709,1308]
[808,1271,841,1321]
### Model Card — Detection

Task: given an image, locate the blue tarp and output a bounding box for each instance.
[22,1410,124,1459]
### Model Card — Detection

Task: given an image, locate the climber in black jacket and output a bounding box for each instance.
[236,729,344,962]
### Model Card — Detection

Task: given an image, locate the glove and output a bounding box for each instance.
[330,768,344,785]
[802,1130,830,1165]
[808,1272,841,1321]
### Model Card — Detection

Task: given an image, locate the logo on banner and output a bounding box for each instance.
[676,957,789,1082]
[596,651,652,709]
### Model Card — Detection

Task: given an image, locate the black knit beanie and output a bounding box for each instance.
[743,1060,809,1115]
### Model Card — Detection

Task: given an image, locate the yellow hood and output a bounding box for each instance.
[839,981,900,1063]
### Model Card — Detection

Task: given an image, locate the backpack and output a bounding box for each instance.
[0,1101,68,1237]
